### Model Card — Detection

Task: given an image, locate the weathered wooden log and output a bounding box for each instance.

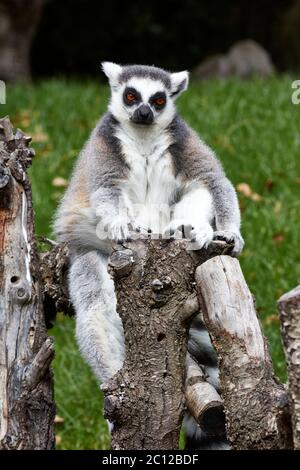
[278,286,300,449]
[0,117,55,449]
[185,353,225,436]
[195,255,293,449]
[102,239,230,450]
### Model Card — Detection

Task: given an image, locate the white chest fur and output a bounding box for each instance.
[115,126,181,231]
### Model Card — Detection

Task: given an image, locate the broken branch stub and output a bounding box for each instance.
[185,353,225,436]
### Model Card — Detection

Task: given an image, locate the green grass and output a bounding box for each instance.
[2,76,300,449]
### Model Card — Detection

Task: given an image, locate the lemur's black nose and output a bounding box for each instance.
[139,105,151,119]
[131,104,154,125]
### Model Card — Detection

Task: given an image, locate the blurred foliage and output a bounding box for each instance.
[278,0,300,71]
[1,76,300,448]
[32,0,295,77]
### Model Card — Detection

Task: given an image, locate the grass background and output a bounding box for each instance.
[2,77,300,448]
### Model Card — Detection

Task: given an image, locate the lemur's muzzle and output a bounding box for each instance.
[131,104,154,125]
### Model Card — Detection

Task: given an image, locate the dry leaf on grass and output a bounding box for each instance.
[52,177,68,187]
[251,192,263,202]
[272,232,285,244]
[236,182,263,201]
[54,415,64,424]
[31,125,48,143]
[264,314,280,326]
[12,110,32,128]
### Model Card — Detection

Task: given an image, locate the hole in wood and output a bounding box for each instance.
[157,333,166,342]
[10,276,19,284]
[200,405,226,436]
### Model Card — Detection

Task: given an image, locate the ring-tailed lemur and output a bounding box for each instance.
[54,62,244,449]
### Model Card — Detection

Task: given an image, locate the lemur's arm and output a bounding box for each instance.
[87,120,136,243]
[204,172,244,256]
[193,138,244,255]
[91,186,123,220]
[204,170,241,231]
[90,186,135,243]
[169,122,244,255]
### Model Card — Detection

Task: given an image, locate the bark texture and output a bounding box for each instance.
[39,242,74,327]
[0,117,55,449]
[278,286,300,449]
[195,255,293,450]
[103,239,229,450]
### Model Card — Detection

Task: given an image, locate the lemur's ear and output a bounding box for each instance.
[170,71,189,98]
[101,62,122,88]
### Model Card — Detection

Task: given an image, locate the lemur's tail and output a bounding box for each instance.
[69,250,125,384]
[184,316,230,450]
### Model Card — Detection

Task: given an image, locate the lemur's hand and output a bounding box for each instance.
[163,219,214,249]
[213,230,244,257]
[190,224,214,249]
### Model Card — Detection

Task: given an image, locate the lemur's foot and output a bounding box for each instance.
[163,219,194,239]
[213,230,244,256]
[163,219,214,250]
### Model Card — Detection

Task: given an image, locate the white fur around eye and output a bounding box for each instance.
[125,77,166,102]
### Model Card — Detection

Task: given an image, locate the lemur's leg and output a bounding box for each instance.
[164,186,214,248]
[69,250,125,384]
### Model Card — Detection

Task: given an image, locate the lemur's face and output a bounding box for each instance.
[102,62,189,129]
[121,79,168,126]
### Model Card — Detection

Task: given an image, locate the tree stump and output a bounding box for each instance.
[0,117,55,449]
[102,239,229,450]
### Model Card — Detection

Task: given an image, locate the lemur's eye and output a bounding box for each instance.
[126,93,136,102]
[123,88,141,106]
[154,97,166,106]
